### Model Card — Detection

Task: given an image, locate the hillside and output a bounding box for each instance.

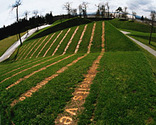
[0,18,155,124]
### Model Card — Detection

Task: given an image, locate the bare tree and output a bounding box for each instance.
[12,0,22,46]
[106,2,110,18]
[100,4,106,18]
[64,2,72,18]
[123,7,128,19]
[33,10,39,30]
[116,7,123,18]
[132,11,136,21]
[81,2,88,18]
[149,11,156,44]
[95,4,101,18]
[24,11,29,35]
[79,4,83,17]
[71,9,77,16]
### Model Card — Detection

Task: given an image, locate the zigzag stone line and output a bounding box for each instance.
[36,33,56,58]
[16,42,31,60]
[52,29,71,56]
[55,22,105,125]
[6,54,71,90]
[11,22,97,108]
[0,55,62,84]
[62,26,79,55]
[19,38,42,60]
[30,35,49,59]
[74,24,88,54]
[43,30,63,57]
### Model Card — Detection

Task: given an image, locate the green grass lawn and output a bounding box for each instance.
[0,18,155,125]
[78,21,156,125]
[109,19,156,33]
[120,29,156,51]
[79,52,156,125]
[0,32,26,56]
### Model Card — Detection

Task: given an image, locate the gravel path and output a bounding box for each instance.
[120,30,156,57]
[0,25,50,62]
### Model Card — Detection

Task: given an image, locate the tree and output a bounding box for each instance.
[24,11,29,35]
[12,0,22,46]
[64,2,72,18]
[149,11,156,44]
[33,10,39,30]
[123,7,128,19]
[95,4,101,18]
[100,5,106,18]
[116,7,123,18]
[81,2,88,18]
[79,5,83,17]
[132,11,136,21]
[106,2,110,18]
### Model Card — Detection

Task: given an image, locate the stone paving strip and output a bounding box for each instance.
[87,23,96,54]
[1,56,52,77]
[62,26,79,55]
[43,30,63,57]
[10,22,97,107]
[19,38,42,60]
[55,22,104,125]
[6,54,72,90]
[16,40,36,60]
[10,54,85,107]
[74,24,88,54]
[36,33,56,58]
[52,29,71,56]
[0,55,62,84]
[16,42,32,60]
[29,35,49,59]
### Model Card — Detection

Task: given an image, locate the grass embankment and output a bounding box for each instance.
[78,22,156,124]
[0,32,26,56]
[124,29,156,51]
[0,53,99,124]
[13,19,93,60]
[109,19,156,33]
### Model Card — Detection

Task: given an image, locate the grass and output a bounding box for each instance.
[0,32,26,56]
[78,21,156,125]
[105,21,139,52]
[0,53,99,124]
[0,18,155,125]
[120,29,156,51]
[79,52,156,125]
[109,19,156,33]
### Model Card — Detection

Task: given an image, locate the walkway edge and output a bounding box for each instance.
[120,30,156,57]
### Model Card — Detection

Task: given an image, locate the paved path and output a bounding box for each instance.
[120,30,156,57]
[0,25,50,62]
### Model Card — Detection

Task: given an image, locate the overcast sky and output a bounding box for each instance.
[0,0,156,28]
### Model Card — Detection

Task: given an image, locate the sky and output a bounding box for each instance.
[0,0,156,28]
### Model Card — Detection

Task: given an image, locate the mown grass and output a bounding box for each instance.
[121,29,156,51]
[0,53,99,124]
[105,21,140,52]
[0,32,26,56]
[79,52,156,125]
[78,21,156,125]
[109,19,156,33]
